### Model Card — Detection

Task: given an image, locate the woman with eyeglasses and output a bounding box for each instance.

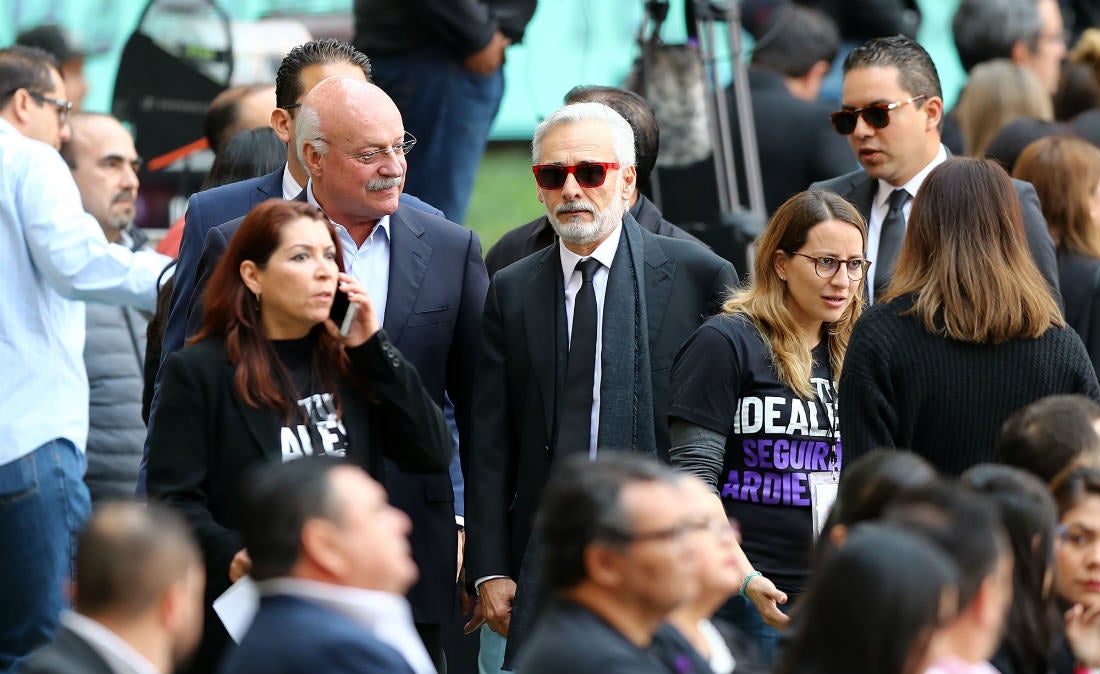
[1051,467,1100,672]
[146,199,450,674]
[839,158,1100,476]
[668,189,868,663]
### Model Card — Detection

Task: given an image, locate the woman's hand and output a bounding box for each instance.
[229,548,252,582]
[325,273,380,348]
[1065,602,1100,668]
[745,573,791,629]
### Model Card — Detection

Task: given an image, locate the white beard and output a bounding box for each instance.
[548,190,626,246]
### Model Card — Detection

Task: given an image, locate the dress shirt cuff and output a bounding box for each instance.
[455,515,465,527]
[474,575,508,595]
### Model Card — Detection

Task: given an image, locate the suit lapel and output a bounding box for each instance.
[845,173,876,223]
[523,247,562,442]
[642,231,674,347]
[383,208,430,346]
[251,167,285,208]
[235,394,282,459]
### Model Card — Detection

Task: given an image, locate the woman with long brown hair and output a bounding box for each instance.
[146,199,449,672]
[669,189,868,663]
[1013,135,1100,376]
[840,157,1100,476]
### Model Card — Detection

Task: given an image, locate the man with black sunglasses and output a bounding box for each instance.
[811,35,1060,304]
[466,101,736,671]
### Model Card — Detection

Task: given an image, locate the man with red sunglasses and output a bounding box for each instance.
[811,35,1059,304]
[465,101,737,671]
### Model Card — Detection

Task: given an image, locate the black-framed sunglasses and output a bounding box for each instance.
[830,95,927,135]
[788,252,871,281]
[532,162,619,190]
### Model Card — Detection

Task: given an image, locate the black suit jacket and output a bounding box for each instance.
[19,626,115,674]
[146,332,449,673]
[1060,252,1100,377]
[187,204,488,625]
[810,167,1063,304]
[483,195,704,276]
[466,220,737,584]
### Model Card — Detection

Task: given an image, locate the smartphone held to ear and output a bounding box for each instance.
[330,288,359,337]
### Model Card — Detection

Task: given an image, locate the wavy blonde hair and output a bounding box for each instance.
[723,190,867,398]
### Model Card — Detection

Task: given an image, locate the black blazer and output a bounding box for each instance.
[466,221,737,583]
[19,626,116,674]
[483,194,703,277]
[810,167,1063,304]
[1060,251,1100,378]
[186,203,488,624]
[146,331,449,672]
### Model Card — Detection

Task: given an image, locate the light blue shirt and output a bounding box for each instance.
[306,182,391,324]
[0,118,170,466]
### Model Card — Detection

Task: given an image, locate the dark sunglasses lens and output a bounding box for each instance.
[574,164,607,187]
[863,105,891,129]
[535,166,567,189]
[831,111,857,135]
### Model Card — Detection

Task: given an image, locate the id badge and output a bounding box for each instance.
[809,471,840,541]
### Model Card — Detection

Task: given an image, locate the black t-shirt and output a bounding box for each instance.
[669,313,839,594]
[272,337,349,462]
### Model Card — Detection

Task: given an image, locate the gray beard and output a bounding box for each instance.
[549,199,625,246]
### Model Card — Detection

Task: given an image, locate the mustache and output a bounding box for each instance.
[367,175,403,191]
[111,191,136,204]
[555,200,596,216]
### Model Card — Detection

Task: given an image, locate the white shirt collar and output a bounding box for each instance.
[257,578,435,674]
[61,611,161,674]
[305,179,391,239]
[874,143,948,208]
[281,164,303,201]
[558,221,623,281]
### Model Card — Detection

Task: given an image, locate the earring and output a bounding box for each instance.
[779,276,787,282]
[252,292,261,311]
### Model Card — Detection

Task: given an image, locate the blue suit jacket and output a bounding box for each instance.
[177,202,487,624]
[218,595,415,674]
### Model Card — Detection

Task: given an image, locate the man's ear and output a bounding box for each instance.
[620,165,637,202]
[923,96,944,132]
[584,543,626,589]
[271,108,291,144]
[300,519,345,578]
[1010,39,1033,66]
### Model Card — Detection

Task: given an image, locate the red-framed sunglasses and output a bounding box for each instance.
[532,162,619,189]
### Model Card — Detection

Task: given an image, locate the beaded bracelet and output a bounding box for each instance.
[739,571,762,597]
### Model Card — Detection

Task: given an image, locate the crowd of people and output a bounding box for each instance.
[7,1,1100,674]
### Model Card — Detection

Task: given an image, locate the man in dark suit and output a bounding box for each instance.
[733,4,855,214]
[220,459,435,674]
[810,35,1060,303]
[485,85,701,277]
[20,502,204,674]
[514,454,696,674]
[466,102,736,669]
[187,77,487,671]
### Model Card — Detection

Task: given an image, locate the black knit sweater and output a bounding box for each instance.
[839,297,1100,475]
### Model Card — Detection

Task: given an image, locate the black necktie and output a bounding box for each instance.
[874,188,910,301]
[555,258,601,458]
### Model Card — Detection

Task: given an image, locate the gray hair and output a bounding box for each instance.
[953,0,1042,72]
[294,104,327,171]
[532,102,637,168]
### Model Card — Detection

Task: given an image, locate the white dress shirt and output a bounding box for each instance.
[258,578,435,674]
[558,223,622,460]
[865,144,948,300]
[61,611,160,674]
[306,182,392,325]
[281,164,302,201]
[0,117,170,466]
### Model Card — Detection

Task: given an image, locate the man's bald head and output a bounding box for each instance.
[295,77,401,166]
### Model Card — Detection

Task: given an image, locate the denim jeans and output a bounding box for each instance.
[715,592,796,666]
[0,439,91,673]
[371,51,505,225]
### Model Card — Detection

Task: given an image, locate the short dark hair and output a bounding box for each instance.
[565,85,659,193]
[239,457,346,581]
[961,464,1059,674]
[843,35,942,101]
[75,501,200,619]
[985,117,1072,172]
[0,45,59,110]
[201,126,286,191]
[824,449,939,536]
[204,83,273,155]
[952,0,1041,73]
[1051,466,1100,517]
[998,395,1100,484]
[884,481,1008,609]
[536,453,678,593]
[275,39,372,111]
[751,4,841,79]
